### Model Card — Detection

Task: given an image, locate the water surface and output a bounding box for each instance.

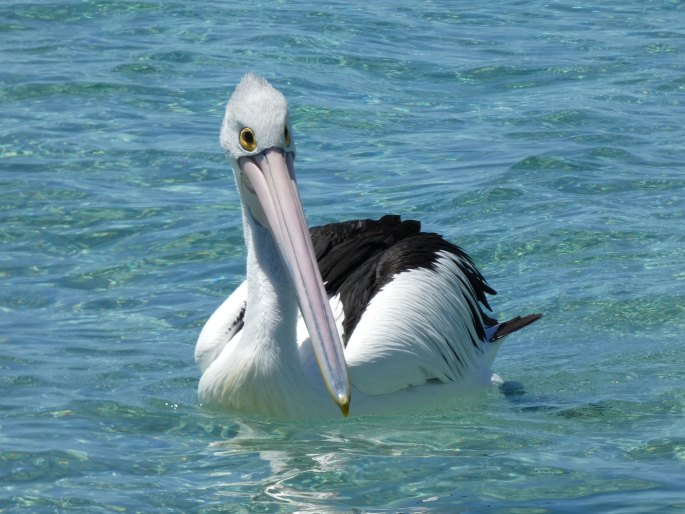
[2,1,684,512]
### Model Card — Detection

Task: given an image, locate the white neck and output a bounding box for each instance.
[208,207,327,417]
[241,209,299,357]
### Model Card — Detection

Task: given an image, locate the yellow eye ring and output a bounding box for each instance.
[284,126,292,147]
[239,127,257,152]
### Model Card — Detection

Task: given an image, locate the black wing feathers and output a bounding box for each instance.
[311,215,419,292]
[310,215,499,344]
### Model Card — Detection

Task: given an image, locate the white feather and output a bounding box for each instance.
[195,281,247,374]
[345,251,499,396]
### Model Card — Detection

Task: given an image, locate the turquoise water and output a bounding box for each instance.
[2,0,685,511]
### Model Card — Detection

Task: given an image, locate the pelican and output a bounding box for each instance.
[196,73,541,419]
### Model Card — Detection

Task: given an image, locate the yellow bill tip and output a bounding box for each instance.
[339,395,350,418]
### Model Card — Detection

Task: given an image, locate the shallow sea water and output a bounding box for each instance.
[2,1,685,512]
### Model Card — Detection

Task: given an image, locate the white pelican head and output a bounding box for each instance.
[219,73,351,416]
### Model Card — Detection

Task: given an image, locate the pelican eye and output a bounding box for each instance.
[284,126,292,147]
[239,127,257,152]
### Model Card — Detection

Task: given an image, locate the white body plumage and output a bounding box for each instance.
[197,251,505,419]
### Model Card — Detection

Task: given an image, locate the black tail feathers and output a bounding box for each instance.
[489,313,542,342]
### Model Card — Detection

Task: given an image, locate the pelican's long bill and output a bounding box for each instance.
[238,148,351,416]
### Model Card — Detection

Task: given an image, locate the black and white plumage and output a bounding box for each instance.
[196,73,541,419]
